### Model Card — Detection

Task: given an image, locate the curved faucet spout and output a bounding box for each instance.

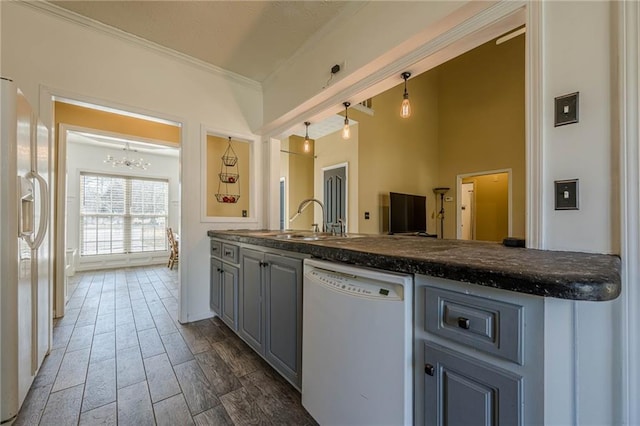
[292,198,326,232]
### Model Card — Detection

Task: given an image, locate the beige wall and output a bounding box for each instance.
[437,35,525,239]
[463,173,509,242]
[287,135,315,230]
[55,101,181,145]
[356,70,440,234]
[314,125,359,232]
[206,135,250,217]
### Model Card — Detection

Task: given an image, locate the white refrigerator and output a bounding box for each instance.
[0,77,52,424]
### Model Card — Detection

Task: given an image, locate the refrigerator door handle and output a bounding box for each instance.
[25,170,48,250]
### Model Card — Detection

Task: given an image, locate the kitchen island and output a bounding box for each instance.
[208,229,621,425]
[207,229,620,301]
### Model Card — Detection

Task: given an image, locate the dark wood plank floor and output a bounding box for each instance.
[15,266,316,426]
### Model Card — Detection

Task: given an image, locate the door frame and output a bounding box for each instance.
[320,162,348,232]
[456,168,512,240]
[460,181,476,240]
[39,86,185,320]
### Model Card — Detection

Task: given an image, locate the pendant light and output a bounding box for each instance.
[303,121,311,153]
[401,72,412,118]
[342,102,351,140]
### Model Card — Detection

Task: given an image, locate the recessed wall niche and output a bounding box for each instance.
[206,134,251,217]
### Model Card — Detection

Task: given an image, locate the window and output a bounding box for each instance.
[80,172,169,256]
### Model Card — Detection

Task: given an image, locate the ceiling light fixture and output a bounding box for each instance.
[104,143,150,170]
[342,102,351,140]
[401,72,412,118]
[303,121,311,153]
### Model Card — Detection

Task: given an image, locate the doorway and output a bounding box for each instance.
[456,169,511,242]
[52,99,182,318]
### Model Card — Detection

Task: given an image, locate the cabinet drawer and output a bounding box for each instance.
[424,286,523,364]
[222,243,239,264]
[210,240,222,258]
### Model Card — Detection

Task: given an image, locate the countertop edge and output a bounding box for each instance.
[207,231,621,302]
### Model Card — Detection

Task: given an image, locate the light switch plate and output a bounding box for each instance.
[555,179,579,210]
[555,92,579,127]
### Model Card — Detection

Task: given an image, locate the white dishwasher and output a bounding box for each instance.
[302,259,413,426]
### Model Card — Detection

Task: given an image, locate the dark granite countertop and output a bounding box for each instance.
[207,230,621,301]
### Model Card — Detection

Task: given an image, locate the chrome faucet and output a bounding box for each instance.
[292,198,326,232]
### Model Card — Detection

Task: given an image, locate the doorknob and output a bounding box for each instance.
[425,363,435,376]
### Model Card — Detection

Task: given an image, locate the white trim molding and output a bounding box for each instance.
[199,125,261,225]
[455,168,513,240]
[617,1,640,424]
[525,0,543,250]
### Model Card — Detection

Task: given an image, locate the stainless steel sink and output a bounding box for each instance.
[275,232,334,241]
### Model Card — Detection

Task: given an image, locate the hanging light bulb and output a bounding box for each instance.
[401,72,412,118]
[303,121,311,153]
[342,102,351,140]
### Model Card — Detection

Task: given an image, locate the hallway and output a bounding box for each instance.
[15,266,315,425]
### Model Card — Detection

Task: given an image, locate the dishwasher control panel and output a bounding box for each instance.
[306,268,403,301]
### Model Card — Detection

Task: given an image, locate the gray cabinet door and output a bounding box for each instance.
[424,341,522,426]
[210,258,222,314]
[221,265,239,331]
[239,248,264,353]
[264,254,302,387]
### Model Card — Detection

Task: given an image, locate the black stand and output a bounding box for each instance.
[433,187,450,239]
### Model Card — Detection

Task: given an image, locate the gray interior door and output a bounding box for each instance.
[323,166,346,229]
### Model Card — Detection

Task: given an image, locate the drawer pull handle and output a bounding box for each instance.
[259,261,269,268]
[212,247,218,251]
[224,250,233,256]
[457,317,470,329]
[425,363,435,376]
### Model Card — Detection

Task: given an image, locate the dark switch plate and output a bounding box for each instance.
[242,210,247,217]
[555,179,579,210]
[364,212,370,220]
[555,92,579,127]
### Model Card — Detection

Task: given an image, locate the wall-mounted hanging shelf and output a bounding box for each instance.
[215,137,240,203]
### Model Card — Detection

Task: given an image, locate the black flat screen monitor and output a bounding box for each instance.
[389,192,427,234]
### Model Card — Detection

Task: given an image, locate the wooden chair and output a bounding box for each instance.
[167,227,179,270]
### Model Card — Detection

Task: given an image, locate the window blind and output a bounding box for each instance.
[80,172,169,256]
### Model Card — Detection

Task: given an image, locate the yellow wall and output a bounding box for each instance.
[355,70,440,234]
[463,173,509,242]
[287,135,315,230]
[437,36,525,239]
[206,135,250,217]
[54,101,180,145]
[314,125,359,232]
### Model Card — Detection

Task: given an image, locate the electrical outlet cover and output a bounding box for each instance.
[555,179,579,210]
[554,92,579,127]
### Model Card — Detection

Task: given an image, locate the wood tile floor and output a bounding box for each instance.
[15,265,316,425]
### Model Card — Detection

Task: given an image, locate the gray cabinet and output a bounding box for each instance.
[210,239,239,331]
[423,341,522,426]
[414,275,544,426]
[264,253,302,385]
[239,248,264,352]
[239,247,303,387]
[221,266,239,330]
[210,258,222,314]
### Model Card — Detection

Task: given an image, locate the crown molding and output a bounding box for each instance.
[20,0,262,91]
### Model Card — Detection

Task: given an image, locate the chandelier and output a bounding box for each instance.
[104,143,150,170]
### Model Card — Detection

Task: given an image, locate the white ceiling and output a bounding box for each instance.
[49,0,353,82]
